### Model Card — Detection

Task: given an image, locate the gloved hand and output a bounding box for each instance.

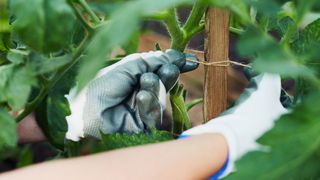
[181,73,289,178]
[66,49,198,141]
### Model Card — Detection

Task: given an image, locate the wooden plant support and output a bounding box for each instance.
[203,8,229,122]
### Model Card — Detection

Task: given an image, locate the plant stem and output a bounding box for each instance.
[145,10,170,21]
[186,98,203,111]
[183,0,207,34]
[69,0,93,32]
[230,26,244,35]
[15,86,48,122]
[78,0,100,25]
[163,9,185,51]
[170,84,190,134]
[15,36,90,122]
[162,0,207,134]
[187,23,205,39]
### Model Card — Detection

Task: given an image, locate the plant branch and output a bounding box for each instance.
[162,1,208,134]
[15,36,90,122]
[144,10,170,21]
[183,0,207,34]
[186,98,203,111]
[69,1,93,32]
[187,22,205,39]
[230,26,244,35]
[163,9,185,51]
[15,86,48,122]
[170,84,190,134]
[78,0,100,25]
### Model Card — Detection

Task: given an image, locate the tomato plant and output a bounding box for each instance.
[0,0,320,178]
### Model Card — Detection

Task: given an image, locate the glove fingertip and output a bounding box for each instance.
[157,64,180,91]
[165,49,186,68]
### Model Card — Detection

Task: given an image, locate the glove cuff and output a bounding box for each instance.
[181,122,238,178]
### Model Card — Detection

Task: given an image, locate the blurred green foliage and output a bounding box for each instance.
[100,129,174,151]
[227,93,320,179]
[0,0,319,178]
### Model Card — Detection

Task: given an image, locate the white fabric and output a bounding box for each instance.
[182,73,288,178]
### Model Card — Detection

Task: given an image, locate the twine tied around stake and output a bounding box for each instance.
[186,58,252,68]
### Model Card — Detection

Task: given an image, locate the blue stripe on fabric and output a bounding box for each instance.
[178,134,229,180]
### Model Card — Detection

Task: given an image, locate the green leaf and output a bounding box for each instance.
[35,64,77,150]
[0,32,13,51]
[122,31,139,54]
[0,32,12,65]
[291,18,320,60]
[29,53,72,74]
[10,0,75,53]
[170,83,190,134]
[7,49,28,64]
[155,43,162,50]
[0,64,36,111]
[0,109,17,151]
[100,129,174,151]
[226,93,320,179]
[76,0,194,91]
[252,55,313,78]
[277,16,298,44]
[290,18,320,81]
[185,98,203,111]
[16,145,33,168]
[89,1,123,17]
[238,26,313,77]
[295,0,318,22]
[245,0,281,16]
[0,0,10,33]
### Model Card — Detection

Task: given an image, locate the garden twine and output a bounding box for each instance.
[186,58,252,68]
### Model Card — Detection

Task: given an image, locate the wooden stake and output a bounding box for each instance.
[203,8,229,122]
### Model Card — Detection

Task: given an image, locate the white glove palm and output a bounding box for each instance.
[182,73,288,177]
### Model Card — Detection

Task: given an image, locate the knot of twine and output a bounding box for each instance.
[186,58,251,68]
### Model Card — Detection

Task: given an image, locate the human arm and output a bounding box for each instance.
[14,51,289,179]
[17,114,46,143]
[1,133,228,180]
[182,73,289,177]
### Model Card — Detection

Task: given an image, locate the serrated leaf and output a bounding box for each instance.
[100,129,174,151]
[245,0,281,16]
[0,64,36,111]
[29,53,72,74]
[6,49,27,64]
[35,64,77,150]
[277,16,298,43]
[10,0,75,53]
[291,18,320,60]
[0,109,17,151]
[238,26,313,77]
[226,93,320,179]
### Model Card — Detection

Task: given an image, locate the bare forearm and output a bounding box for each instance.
[17,114,46,143]
[1,133,228,180]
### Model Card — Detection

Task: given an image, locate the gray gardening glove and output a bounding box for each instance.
[66,49,198,141]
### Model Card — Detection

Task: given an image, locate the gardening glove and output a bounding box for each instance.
[66,49,198,141]
[181,73,289,178]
